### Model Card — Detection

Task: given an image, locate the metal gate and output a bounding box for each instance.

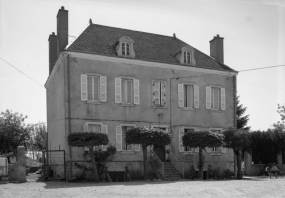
[43,150,66,181]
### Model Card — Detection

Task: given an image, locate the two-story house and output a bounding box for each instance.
[45,7,238,180]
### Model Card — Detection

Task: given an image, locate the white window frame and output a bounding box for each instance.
[178,83,199,109]
[152,80,166,108]
[84,122,108,151]
[206,86,226,111]
[87,74,100,102]
[122,78,133,105]
[184,51,191,64]
[182,126,196,153]
[209,128,223,153]
[116,36,136,58]
[179,46,196,65]
[151,125,169,133]
[120,124,137,152]
[122,42,130,56]
[115,77,139,106]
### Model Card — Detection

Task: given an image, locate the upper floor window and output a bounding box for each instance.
[122,42,130,56]
[116,36,135,58]
[115,77,140,105]
[152,80,166,107]
[206,86,226,110]
[81,74,107,103]
[184,51,191,64]
[178,83,199,109]
[177,46,196,65]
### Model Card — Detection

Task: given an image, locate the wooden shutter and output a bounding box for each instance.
[115,78,122,103]
[153,81,160,106]
[81,74,88,101]
[221,88,226,110]
[161,82,166,107]
[116,126,122,151]
[206,147,211,153]
[206,86,211,109]
[101,125,108,151]
[179,127,185,152]
[135,144,140,152]
[221,147,226,153]
[178,84,184,107]
[194,85,199,109]
[100,76,107,102]
[134,79,140,105]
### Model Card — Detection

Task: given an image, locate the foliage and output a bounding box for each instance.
[130,169,143,181]
[0,110,31,162]
[126,127,171,180]
[149,155,162,179]
[277,104,285,123]
[68,132,109,183]
[182,131,224,149]
[126,127,171,147]
[68,132,108,147]
[236,96,250,130]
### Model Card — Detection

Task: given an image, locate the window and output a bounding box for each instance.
[122,126,134,151]
[178,84,199,109]
[206,87,225,110]
[209,129,225,153]
[122,79,133,104]
[122,42,130,56]
[184,51,191,64]
[87,123,101,133]
[83,122,108,151]
[115,78,139,105]
[81,74,107,102]
[87,75,100,101]
[153,81,166,107]
[184,128,194,151]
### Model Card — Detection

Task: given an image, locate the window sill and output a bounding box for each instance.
[181,107,196,111]
[120,104,135,107]
[85,101,102,105]
[120,151,136,154]
[153,106,167,109]
[183,152,195,155]
[209,109,223,113]
[210,152,222,156]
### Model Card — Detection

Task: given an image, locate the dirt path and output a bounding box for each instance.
[1,175,285,198]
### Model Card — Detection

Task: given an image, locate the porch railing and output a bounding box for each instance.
[150,150,164,178]
[170,151,184,178]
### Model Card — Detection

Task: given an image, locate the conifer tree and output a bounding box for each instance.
[236,96,250,130]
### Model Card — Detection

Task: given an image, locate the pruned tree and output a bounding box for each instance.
[126,127,171,180]
[236,96,250,130]
[0,110,31,163]
[223,128,251,179]
[68,132,109,182]
[183,131,224,179]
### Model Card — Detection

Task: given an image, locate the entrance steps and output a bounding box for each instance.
[163,162,181,181]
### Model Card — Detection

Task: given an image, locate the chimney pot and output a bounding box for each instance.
[210,34,224,63]
[57,6,68,56]
[61,6,65,10]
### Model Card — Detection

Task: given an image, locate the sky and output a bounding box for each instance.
[0,0,284,131]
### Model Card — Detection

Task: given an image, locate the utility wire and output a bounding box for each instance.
[239,64,285,72]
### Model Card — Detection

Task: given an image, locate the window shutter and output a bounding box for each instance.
[206,147,211,153]
[134,79,140,105]
[153,81,160,106]
[81,74,88,101]
[116,126,122,151]
[221,88,226,110]
[101,125,108,151]
[135,144,140,152]
[194,85,199,109]
[100,76,107,102]
[84,123,88,151]
[195,147,199,153]
[179,128,185,152]
[115,78,122,103]
[161,82,166,107]
[221,147,226,153]
[178,84,184,107]
[206,86,211,109]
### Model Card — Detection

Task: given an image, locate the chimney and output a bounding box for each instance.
[48,32,58,74]
[57,6,68,57]
[210,34,224,63]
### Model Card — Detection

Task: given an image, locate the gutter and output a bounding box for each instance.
[67,53,72,181]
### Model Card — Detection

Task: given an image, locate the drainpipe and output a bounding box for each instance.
[233,75,237,177]
[67,53,72,181]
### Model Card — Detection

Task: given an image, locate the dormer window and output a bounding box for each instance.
[116,36,135,58]
[184,51,191,64]
[176,46,196,66]
[122,42,130,56]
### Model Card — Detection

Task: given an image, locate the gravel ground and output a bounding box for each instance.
[1,174,285,198]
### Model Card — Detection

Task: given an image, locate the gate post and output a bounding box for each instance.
[244,152,252,176]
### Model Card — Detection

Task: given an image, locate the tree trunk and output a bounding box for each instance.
[142,145,148,180]
[198,147,203,179]
[236,151,242,179]
[89,146,99,182]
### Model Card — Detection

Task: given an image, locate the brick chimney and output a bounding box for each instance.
[57,6,68,57]
[48,32,57,74]
[210,34,224,63]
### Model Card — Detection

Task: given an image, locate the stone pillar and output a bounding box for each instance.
[8,146,26,182]
[244,152,252,176]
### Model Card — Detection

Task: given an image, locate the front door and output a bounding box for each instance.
[153,145,165,162]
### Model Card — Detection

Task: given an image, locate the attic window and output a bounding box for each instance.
[177,46,196,66]
[116,36,135,58]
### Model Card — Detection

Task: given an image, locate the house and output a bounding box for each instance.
[45,6,238,180]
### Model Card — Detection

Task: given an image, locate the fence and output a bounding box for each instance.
[43,150,66,180]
